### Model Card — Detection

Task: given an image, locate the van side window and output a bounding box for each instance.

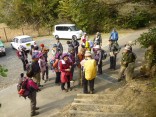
[56,26,63,31]
[63,27,69,31]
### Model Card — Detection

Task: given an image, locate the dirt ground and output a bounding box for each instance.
[55,78,156,117]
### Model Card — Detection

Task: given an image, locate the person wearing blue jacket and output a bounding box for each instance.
[110,28,118,42]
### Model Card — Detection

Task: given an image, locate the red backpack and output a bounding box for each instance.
[18,79,30,99]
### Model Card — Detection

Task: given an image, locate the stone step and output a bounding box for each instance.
[68,110,132,117]
[70,103,124,113]
[76,94,115,100]
[74,98,115,105]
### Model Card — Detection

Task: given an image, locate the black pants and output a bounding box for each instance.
[21,59,28,71]
[110,56,116,69]
[55,72,61,83]
[83,77,94,93]
[61,76,70,90]
[28,91,37,115]
[98,61,102,74]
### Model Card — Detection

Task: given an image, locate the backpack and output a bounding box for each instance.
[84,59,97,80]
[49,58,55,70]
[101,49,107,60]
[89,41,94,48]
[18,78,30,99]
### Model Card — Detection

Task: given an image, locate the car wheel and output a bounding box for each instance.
[3,52,6,56]
[72,35,77,40]
[11,44,15,50]
[55,35,59,39]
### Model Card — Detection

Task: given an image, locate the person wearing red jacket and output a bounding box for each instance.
[60,53,72,92]
[26,72,40,116]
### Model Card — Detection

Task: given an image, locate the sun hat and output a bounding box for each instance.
[85,51,92,57]
[124,46,131,51]
[62,53,69,59]
[52,44,57,48]
[93,45,101,49]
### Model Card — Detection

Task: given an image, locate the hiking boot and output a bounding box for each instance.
[35,107,39,110]
[90,91,94,94]
[31,112,39,116]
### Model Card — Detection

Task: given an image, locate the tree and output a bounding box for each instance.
[58,0,118,33]
[138,27,156,78]
[0,0,60,29]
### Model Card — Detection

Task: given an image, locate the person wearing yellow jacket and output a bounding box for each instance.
[81,51,97,94]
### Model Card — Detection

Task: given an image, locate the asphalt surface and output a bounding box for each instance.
[0,29,148,90]
[0,29,148,117]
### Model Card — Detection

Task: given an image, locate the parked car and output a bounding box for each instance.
[11,35,35,50]
[53,24,83,40]
[0,40,6,56]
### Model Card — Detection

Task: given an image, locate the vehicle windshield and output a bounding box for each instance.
[69,26,79,31]
[0,46,4,48]
[21,37,33,43]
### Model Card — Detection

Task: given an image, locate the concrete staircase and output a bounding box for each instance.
[67,94,134,117]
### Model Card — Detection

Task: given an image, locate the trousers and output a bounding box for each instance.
[55,72,61,83]
[110,56,116,69]
[28,91,37,115]
[83,77,94,93]
[61,76,70,90]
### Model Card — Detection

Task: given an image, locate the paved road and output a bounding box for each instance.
[0,29,148,117]
[0,29,148,90]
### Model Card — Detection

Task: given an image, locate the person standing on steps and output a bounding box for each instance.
[60,53,73,92]
[81,51,97,94]
[118,46,136,82]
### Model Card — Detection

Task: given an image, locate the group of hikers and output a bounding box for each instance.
[16,28,137,116]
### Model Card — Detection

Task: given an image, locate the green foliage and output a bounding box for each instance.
[0,0,60,29]
[58,0,118,33]
[0,65,8,77]
[138,27,156,48]
[138,27,156,68]
[117,10,151,29]
[0,0,155,33]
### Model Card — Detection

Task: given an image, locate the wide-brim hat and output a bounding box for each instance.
[93,45,101,49]
[62,53,69,59]
[85,51,92,57]
[124,46,131,51]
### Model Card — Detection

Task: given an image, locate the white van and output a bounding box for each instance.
[53,24,83,40]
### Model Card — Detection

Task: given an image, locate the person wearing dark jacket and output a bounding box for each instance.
[71,38,79,56]
[16,46,28,71]
[26,72,40,116]
[94,45,103,74]
[31,54,42,87]
[56,37,63,53]
[109,39,119,70]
